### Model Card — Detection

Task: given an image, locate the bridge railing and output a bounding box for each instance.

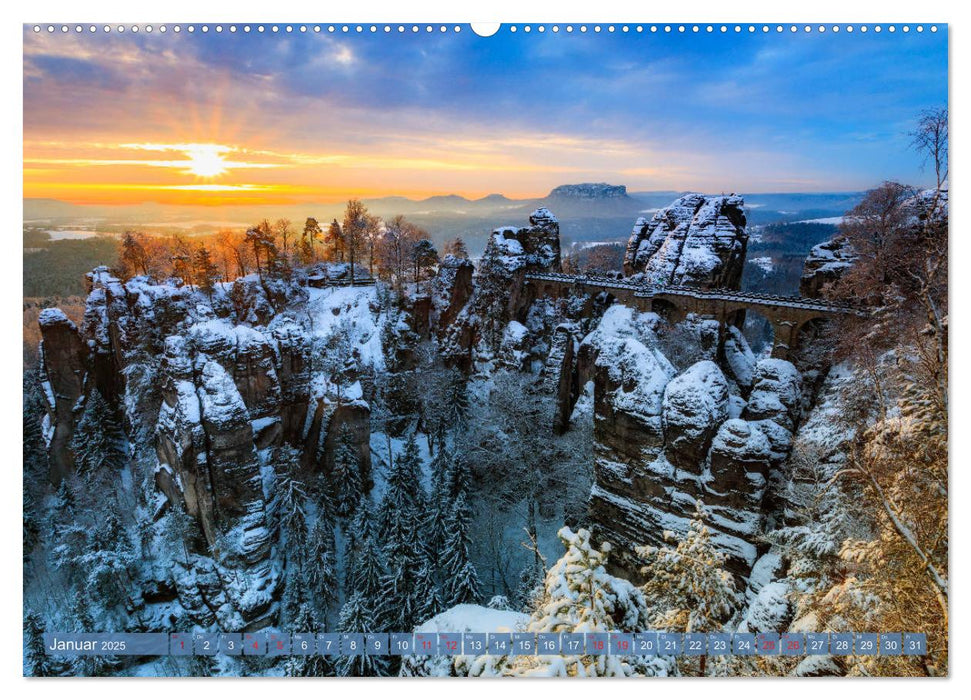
[523,272,861,314]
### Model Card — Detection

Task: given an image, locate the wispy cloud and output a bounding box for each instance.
[22,26,948,204]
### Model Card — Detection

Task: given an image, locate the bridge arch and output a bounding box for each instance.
[789,316,836,361]
[650,297,683,323]
[730,306,776,357]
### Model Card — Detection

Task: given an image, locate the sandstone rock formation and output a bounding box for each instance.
[799,236,857,298]
[439,209,562,368]
[575,304,805,579]
[431,254,474,332]
[487,207,561,274]
[548,183,628,200]
[661,360,729,470]
[38,268,376,628]
[38,308,88,484]
[623,193,747,289]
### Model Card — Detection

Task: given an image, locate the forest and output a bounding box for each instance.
[23,110,948,678]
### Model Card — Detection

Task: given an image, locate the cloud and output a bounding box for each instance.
[22,26,948,202]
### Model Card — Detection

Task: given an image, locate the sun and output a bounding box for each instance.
[183,144,229,178]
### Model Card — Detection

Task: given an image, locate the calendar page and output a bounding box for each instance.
[22,19,948,679]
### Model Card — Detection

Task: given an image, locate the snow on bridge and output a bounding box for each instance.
[523,272,863,360]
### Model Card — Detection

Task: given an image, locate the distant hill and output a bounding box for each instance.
[23,186,863,256]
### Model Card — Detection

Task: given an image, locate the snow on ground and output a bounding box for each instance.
[416,604,528,634]
[749,256,774,273]
[306,285,385,371]
[794,217,844,225]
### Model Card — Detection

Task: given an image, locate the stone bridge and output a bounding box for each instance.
[523,272,861,360]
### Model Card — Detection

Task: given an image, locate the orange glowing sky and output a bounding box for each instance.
[23,25,947,206]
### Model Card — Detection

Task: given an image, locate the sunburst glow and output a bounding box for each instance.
[183,145,229,178]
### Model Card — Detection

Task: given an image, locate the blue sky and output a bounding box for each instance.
[23,25,948,203]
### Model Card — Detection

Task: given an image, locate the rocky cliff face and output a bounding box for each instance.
[438,209,563,368]
[38,308,88,485]
[37,267,377,628]
[799,237,857,298]
[572,302,800,579]
[623,193,747,289]
[527,193,811,582]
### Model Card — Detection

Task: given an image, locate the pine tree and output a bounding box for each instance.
[188,653,218,677]
[378,432,422,540]
[410,238,439,292]
[515,555,546,611]
[291,603,331,676]
[335,594,387,677]
[469,527,650,677]
[245,221,278,281]
[381,544,418,632]
[347,503,385,607]
[330,425,363,518]
[51,480,75,524]
[24,609,53,677]
[85,509,136,611]
[445,236,469,259]
[70,597,112,676]
[305,515,339,620]
[23,488,40,567]
[325,219,343,261]
[193,244,220,302]
[274,472,310,550]
[637,502,737,634]
[426,447,454,566]
[411,559,444,625]
[71,389,126,475]
[118,231,149,279]
[301,217,323,263]
[272,449,311,626]
[440,492,480,607]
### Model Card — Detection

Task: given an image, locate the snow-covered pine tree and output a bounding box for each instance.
[70,597,112,677]
[24,609,53,677]
[514,555,546,611]
[379,431,423,539]
[469,527,652,678]
[335,593,388,677]
[290,603,331,676]
[444,453,473,503]
[23,488,40,567]
[188,653,218,677]
[193,244,220,303]
[411,559,444,626]
[83,509,136,613]
[426,446,453,565]
[638,502,738,635]
[71,389,126,475]
[440,492,480,607]
[304,514,339,621]
[50,480,75,529]
[345,501,387,626]
[330,425,363,518]
[380,523,420,631]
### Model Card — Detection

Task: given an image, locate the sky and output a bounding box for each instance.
[23,24,948,206]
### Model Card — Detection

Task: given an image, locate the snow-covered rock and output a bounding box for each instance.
[37,305,87,484]
[623,193,748,289]
[799,236,857,298]
[722,325,757,390]
[739,580,792,633]
[743,358,803,431]
[662,360,729,471]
